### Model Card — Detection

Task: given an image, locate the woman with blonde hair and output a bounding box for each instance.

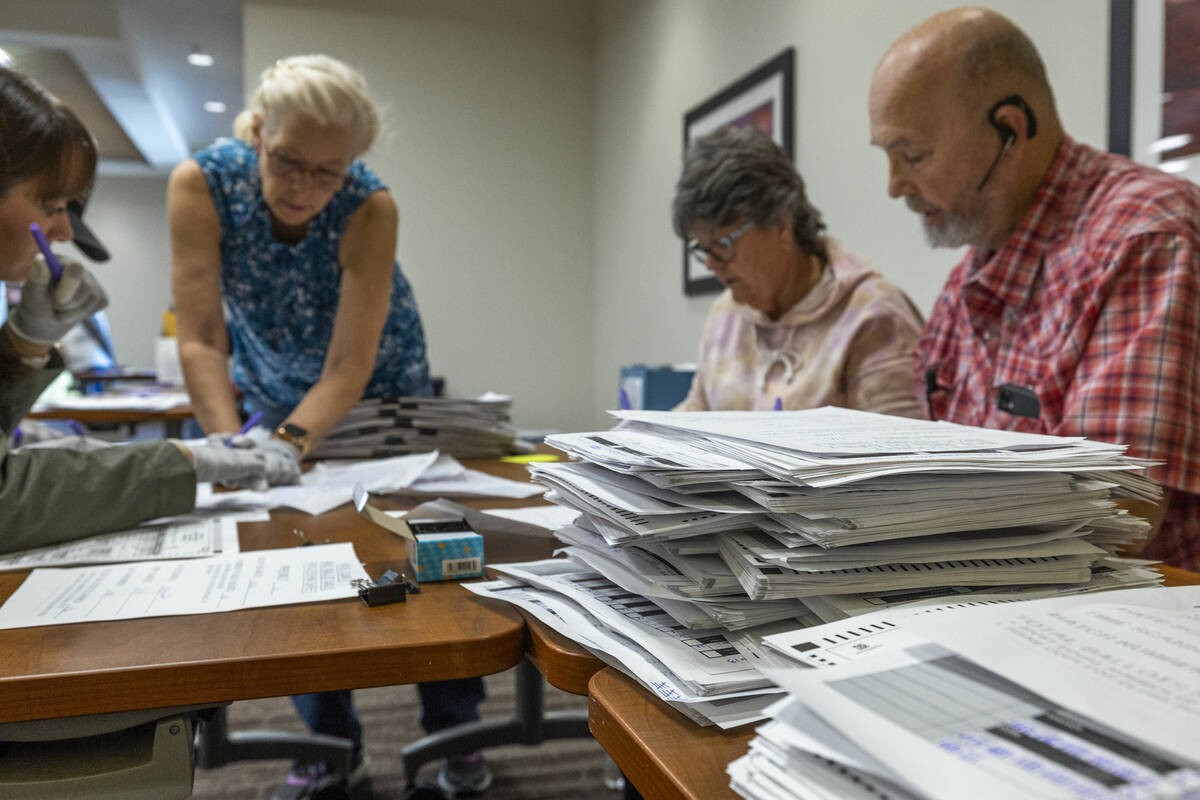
[167,54,488,797]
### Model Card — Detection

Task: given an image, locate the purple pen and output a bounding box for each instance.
[773,397,782,411]
[240,410,263,434]
[29,223,64,283]
[226,410,264,447]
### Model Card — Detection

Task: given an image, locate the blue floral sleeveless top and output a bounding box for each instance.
[194,138,431,412]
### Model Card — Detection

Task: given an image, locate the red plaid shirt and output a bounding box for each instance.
[915,137,1200,570]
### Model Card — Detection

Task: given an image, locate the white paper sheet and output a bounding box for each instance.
[301,451,441,494]
[760,587,1200,800]
[900,587,1200,760]
[0,519,240,571]
[0,542,367,629]
[479,506,580,530]
[613,406,1084,456]
[406,467,543,498]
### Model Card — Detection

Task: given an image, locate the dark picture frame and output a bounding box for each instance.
[1110,0,1200,172]
[1108,0,1133,156]
[682,48,795,296]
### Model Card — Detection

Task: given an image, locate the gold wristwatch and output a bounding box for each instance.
[273,422,312,457]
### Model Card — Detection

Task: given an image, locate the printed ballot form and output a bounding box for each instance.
[0,518,240,571]
[0,542,367,629]
[760,586,1200,800]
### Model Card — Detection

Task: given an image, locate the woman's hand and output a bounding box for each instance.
[6,256,108,347]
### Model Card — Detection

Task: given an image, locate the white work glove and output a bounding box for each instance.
[204,431,256,450]
[6,256,109,346]
[190,443,267,489]
[10,419,70,448]
[259,437,303,486]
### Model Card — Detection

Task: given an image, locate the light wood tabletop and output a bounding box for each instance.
[0,456,558,724]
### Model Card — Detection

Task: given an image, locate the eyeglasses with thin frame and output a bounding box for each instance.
[687,221,755,266]
[262,146,348,191]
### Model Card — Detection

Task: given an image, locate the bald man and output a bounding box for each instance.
[870,7,1200,570]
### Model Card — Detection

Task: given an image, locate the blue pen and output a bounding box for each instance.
[773,397,782,411]
[29,223,64,283]
[618,387,631,411]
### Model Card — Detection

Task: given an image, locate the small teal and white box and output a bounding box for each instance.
[413,528,485,582]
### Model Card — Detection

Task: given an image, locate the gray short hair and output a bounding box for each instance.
[672,126,827,264]
[233,54,380,157]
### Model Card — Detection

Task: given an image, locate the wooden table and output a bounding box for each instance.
[587,565,1200,800]
[0,457,556,725]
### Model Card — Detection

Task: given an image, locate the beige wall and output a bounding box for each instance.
[73,1,1114,435]
[85,175,172,368]
[245,0,597,432]
[590,0,1109,427]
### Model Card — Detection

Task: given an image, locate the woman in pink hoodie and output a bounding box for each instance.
[673,127,924,417]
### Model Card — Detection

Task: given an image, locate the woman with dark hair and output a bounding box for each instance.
[0,65,267,548]
[673,126,924,416]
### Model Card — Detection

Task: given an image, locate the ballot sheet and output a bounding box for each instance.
[0,518,240,571]
[0,542,367,629]
[759,587,1200,800]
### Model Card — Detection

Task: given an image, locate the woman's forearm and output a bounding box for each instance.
[283,365,374,443]
[178,340,242,433]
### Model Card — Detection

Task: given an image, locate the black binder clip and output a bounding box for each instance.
[353,569,412,606]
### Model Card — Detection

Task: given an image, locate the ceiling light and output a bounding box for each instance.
[188,51,215,67]
[1148,134,1192,154]
[1159,158,1191,174]
[0,48,12,67]
[204,101,227,114]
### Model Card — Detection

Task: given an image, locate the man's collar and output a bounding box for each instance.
[966,136,1081,308]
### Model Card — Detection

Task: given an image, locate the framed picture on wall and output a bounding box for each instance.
[681,47,795,296]
[1110,0,1200,184]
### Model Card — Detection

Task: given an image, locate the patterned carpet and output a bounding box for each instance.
[189,667,621,799]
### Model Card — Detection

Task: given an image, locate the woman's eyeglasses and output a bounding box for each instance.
[686,221,754,266]
[263,147,347,191]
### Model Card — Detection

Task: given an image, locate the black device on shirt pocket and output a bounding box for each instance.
[996,383,1041,418]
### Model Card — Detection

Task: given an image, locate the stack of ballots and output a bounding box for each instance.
[309,392,523,459]
[472,406,1164,729]
[726,585,1200,799]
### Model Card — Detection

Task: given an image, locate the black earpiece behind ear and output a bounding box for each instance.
[977,94,1038,191]
[988,94,1038,142]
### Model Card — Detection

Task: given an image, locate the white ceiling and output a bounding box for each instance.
[0,0,244,176]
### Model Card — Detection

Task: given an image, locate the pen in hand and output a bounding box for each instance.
[29,223,64,283]
[225,411,263,447]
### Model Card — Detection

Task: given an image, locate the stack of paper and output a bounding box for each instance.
[729,586,1200,799]
[481,407,1164,727]
[309,392,526,459]
[538,408,1160,605]
[464,559,794,729]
